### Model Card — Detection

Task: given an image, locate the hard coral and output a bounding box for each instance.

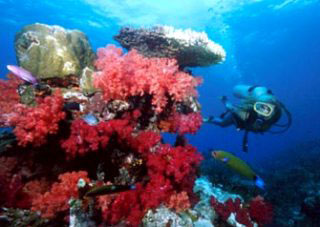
[93,45,201,113]
[32,171,90,219]
[9,90,65,147]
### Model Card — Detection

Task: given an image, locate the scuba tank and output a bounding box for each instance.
[233,85,276,102]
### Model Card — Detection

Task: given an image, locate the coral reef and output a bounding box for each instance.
[0,36,204,227]
[114,26,226,67]
[0,23,274,227]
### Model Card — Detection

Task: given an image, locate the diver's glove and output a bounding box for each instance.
[219,95,228,103]
[203,116,214,123]
[219,96,234,111]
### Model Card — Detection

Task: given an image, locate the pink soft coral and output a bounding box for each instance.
[32,171,90,219]
[94,45,201,113]
[9,90,65,147]
[171,111,203,135]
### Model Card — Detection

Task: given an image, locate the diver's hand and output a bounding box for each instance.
[219,96,228,103]
[203,116,214,123]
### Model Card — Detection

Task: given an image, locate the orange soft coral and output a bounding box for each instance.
[32,171,90,219]
[94,45,201,113]
[167,191,191,212]
[9,90,65,147]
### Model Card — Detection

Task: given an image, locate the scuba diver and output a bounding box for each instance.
[204,85,292,152]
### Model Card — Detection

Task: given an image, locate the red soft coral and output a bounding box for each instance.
[249,195,273,225]
[0,157,34,209]
[32,171,90,219]
[0,157,29,208]
[0,74,22,126]
[130,130,162,154]
[211,196,253,227]
[210,197,233,221]
[102,177,173,227]
[99,143,202,226]
[61,119,101,157]
[94,45,201,113]
[236,207,253,227]
[147,144,203,184]
[101,184,144,226]
[9,90,65,147]
[61,119,133,158]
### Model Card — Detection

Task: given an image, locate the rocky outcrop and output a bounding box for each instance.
[114,26,226,68]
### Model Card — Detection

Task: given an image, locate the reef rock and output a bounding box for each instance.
[142,205,194,227]
[114,26,226,67]
[15,23,95,79]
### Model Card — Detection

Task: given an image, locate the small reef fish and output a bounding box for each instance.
[83,114,99,126]
[85,184,136,197]
[212,150,265,189]
[7,65,38,85]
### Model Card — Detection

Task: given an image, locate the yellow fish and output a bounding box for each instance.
[212,150,265,189]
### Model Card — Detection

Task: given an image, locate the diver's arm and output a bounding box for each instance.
[203,112,235,127]
[220,96,235,111]
[203,116,214,123]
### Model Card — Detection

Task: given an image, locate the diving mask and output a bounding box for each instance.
[253,102,275,117]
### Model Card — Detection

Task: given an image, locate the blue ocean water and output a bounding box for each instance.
[1,0,320,225]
